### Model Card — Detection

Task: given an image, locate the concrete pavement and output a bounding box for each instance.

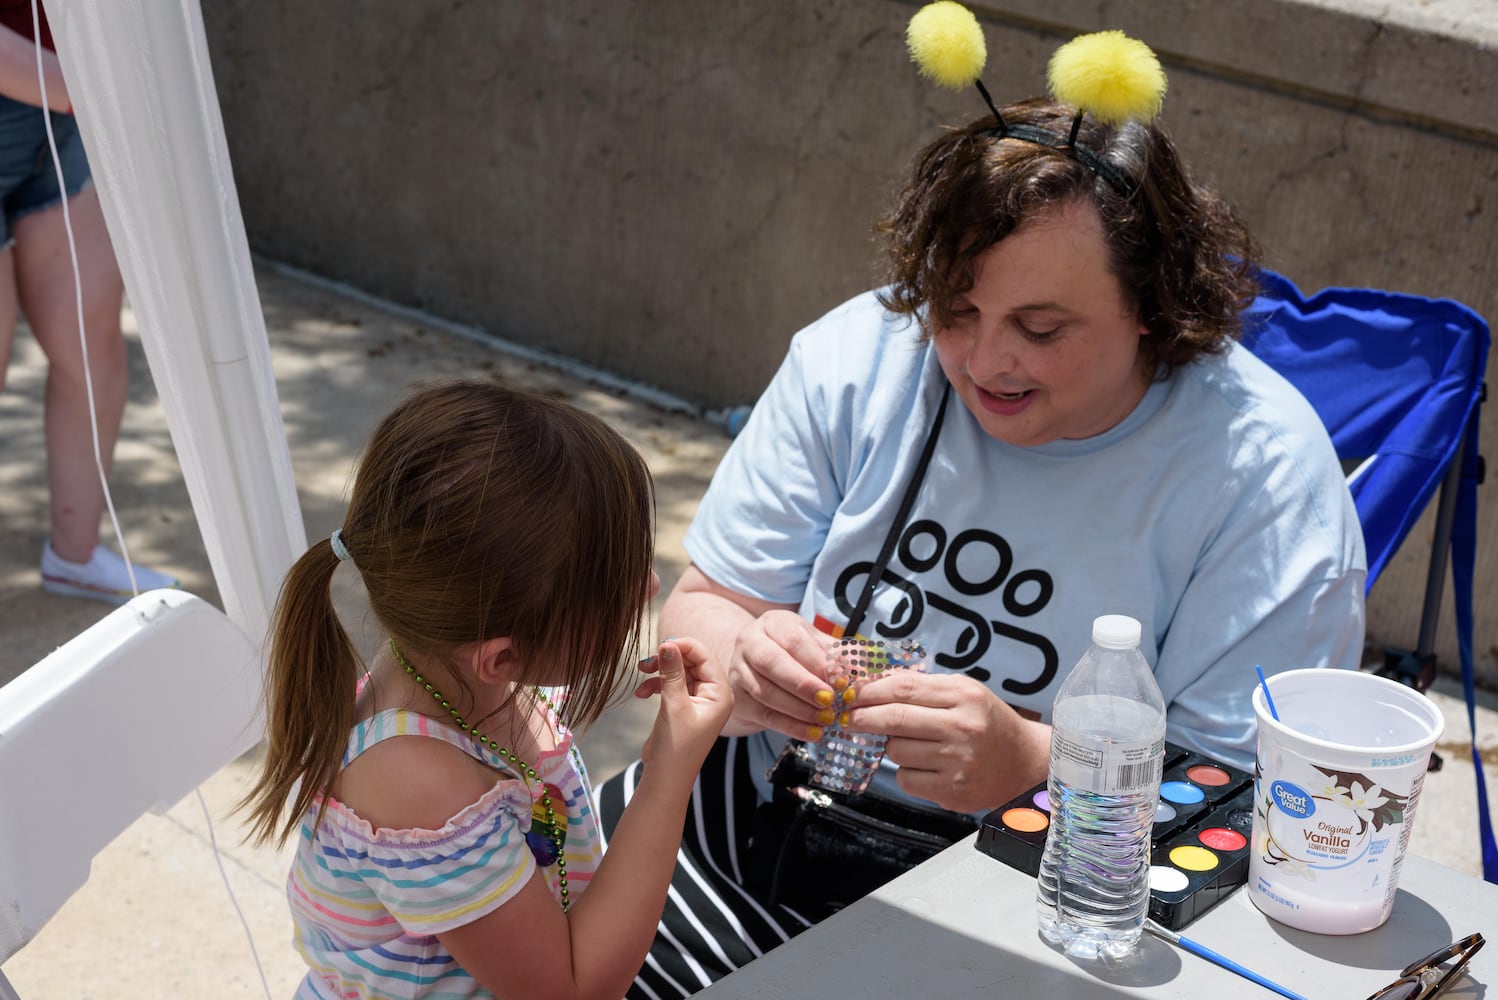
[1,264,1494,996]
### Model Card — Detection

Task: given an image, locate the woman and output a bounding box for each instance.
[0,4,177,602]
[600,95,1365,998]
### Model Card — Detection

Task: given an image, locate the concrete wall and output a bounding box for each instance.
[199,0,1498,683]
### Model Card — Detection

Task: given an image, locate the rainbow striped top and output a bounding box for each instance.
[287,699,601,999]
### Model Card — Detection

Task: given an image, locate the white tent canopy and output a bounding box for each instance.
[51,0,305,642]
[0,0,303,985]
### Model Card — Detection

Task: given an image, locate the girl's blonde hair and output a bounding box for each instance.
[240,379,656,847]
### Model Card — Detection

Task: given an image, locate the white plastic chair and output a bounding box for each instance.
[0,590,264,998]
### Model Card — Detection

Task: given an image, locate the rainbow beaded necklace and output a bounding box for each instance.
[388,638,570,910]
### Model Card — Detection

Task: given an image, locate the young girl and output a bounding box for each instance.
[239,379,733,999]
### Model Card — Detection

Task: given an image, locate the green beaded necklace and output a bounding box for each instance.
[388,638,570,910]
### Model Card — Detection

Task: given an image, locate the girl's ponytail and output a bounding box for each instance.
[238,535,360,848]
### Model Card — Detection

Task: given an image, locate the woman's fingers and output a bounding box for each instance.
[841,670,958,736]
[729,612,836,735]
[843,674,1049,812]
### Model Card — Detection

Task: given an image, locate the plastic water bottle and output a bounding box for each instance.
[1036,614,1166,959]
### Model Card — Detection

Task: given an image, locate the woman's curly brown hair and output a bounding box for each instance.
[877,100,1261,378]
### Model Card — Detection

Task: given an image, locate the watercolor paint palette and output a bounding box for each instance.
[976,742,1255,930]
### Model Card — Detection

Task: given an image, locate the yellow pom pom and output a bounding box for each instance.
[1046,31,1166,125]
[906,2,987,91]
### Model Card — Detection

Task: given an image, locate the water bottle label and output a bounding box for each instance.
[1050,734,1164,794]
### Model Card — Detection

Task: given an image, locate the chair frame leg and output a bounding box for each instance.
[1377,422,1470,696]
[1416,424,1467,665]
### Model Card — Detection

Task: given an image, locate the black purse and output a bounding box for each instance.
[751,740,977,918]
[749,383,976,919]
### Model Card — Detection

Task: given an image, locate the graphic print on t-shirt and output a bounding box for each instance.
[830,518,1059,696]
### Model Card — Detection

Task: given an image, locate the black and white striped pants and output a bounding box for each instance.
[595,736,817,999]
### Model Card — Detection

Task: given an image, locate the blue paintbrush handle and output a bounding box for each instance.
[1174,932,1308,1000]
[1256,664,1282,721]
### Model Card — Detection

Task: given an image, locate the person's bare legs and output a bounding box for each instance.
[0,246,19,390]
[13,186,126,563]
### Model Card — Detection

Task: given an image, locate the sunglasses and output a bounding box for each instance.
[1366,933,1485,1000]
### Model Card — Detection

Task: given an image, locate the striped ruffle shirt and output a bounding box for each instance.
[288,700,601,999]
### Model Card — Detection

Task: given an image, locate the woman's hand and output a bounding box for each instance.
[845,670,1052,813]
[657,565,835,739]
[634,637,734,782]
[720,609,840,739]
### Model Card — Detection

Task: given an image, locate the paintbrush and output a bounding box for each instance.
[1145,919,1308,1000]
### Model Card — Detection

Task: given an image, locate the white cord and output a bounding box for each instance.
[29,5,272,996]
[197,788,274,1000]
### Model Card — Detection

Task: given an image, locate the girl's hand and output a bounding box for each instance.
[634,637,734,780]
[721,609,837,739]
[446,637,731,999]
[844,670,1051,813]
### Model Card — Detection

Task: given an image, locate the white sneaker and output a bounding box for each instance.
[40,541,180,605]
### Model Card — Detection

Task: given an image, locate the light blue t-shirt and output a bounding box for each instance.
[685,290,1366,802]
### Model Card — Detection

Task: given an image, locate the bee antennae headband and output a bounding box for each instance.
[907,3,1167,198]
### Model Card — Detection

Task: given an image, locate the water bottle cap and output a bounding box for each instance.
[1091,614,1142,649]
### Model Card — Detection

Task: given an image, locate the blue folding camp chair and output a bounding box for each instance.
[1242,267,1495,883]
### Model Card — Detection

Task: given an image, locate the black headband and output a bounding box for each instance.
[973,79,1135,198]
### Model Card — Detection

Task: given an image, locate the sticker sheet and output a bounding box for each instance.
[809,637,928,795]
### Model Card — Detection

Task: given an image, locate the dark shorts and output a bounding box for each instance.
[0,94,91,250]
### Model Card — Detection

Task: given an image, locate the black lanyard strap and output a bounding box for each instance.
[844,381,952,639]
